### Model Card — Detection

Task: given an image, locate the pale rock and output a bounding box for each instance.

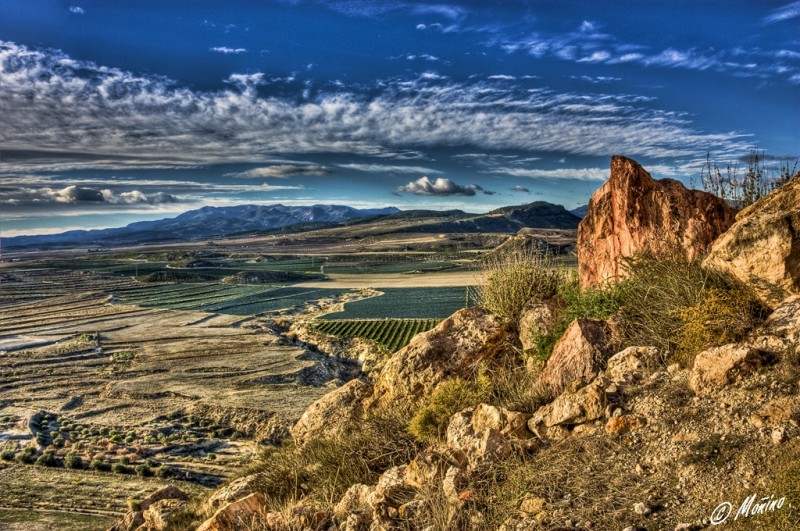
[750,396,800,428]
[518,300,555,351]
[605,414,647,436]
[204,475,260,513]
[606,346,660,384]
[369,308,511,408]
[528,378,608,439]
[195,493,266,531]
[442,466,469,504]
[404,447,459,490]
[703,174,800,309]
[772,427,788,444]
[541,319,612,395]
[291,378,372,447]
[579,155,734,287]
[633,501,652,516]
[141,499,186,530]
[445,405,534,471]
[471,403,532,439]
[688,344,764,396]
[518,495,546,515]
[761,296,800,343]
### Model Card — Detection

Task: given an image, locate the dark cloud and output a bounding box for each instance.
[226,165,333,178]
[0,184,179,205]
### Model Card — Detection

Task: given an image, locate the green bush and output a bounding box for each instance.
[119,455,130,465]
[476,249,566,325]
[89,457,110,471]
[36,450,57,467]
[1,449,16,461]
[110,434,123,443]
[112,463,130,474]
[64,452,83,469]
[408,374,492,443]
[135,464,152,477]
[155,465,173,478]
[16,447,37,464]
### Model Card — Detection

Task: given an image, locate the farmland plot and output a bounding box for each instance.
[319,287,472,320]
[312,318,438,352]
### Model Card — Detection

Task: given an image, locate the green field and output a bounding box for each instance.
[320,287,473,320]
[312,318,438,352]
[113,283,348,316]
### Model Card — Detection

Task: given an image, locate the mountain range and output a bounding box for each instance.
[2,202,581,249]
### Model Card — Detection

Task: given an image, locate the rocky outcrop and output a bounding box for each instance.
[578,156,735,287]
[446,404,534,471]
[290,378,372,446]
[527,377,608,440]
[368,308,511,409]
[704,175,800,308]
[196,492,266,531]
[109,486,189,531]
[203,475,260,513]
[540,319,612,395]
[688,344,764,396]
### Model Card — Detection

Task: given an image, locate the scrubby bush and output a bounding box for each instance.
[119,455,130,465]
[112,463,130,474]
[1,449,16,461]
[476,249,566,325]
[408,374,492,443]
[35,450,57,467]
[248,407,419,511]
[134,464,152,477]
[16,447,37,464]
[64,452,83,469]
[155,465,173,478]
[110,434,123,443]
[89,457,110,471]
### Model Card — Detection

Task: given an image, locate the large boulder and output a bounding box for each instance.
[578,156,735,287]
[108,486,189,531]
[541,319,612,395]
[446,404,534,471]
[196,492,267,531]
[688,344,764,397]
[368,308,512,408]
[704,175,800,308]
[291,378,372,446]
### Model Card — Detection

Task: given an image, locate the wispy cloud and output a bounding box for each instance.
[497,167,609,181]
[339,163,442,174]
[396,176,482,196]
[0,40,754,176]
[510,185,530,193]
[764,1,800,23]
[68,6,84,15]
[226,165,333,178]
[210,46,247,55]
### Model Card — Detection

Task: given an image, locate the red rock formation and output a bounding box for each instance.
[578,156,735,287]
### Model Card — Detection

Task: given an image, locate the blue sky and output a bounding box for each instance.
[0,0,798,235]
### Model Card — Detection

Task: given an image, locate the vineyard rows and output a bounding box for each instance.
[312,318,438,352]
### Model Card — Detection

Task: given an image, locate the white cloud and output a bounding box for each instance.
[396,176,481,196]
[69,6,84,14]
[510,185,530,193]
[0,40,755,176]
[226,165,333,178]
[339,163,442,174]
[210,46,247,54]
[764,1,800,23]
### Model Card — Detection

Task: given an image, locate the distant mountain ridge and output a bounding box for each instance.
[3,204,399,249]
[2,201,581,249]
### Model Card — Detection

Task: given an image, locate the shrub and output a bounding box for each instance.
[408,374,492,443]
[674,287,767,366]
[155,465,173,478]
[110,434,123,443]
[64,452,83,469]
[119,455,130,465]
[16,447,37,464]
[112,463,130,474]
[248,407,419,511]
[36,450,57,467]
[135,464,152,477]
[89,457,110,471]
[1,449,16,461]
[476,249,566,325]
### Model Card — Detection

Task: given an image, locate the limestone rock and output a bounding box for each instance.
[196,492,266,531]
[404,447,461,490]
[446,405,534,471]
[140,486,189,511]
[291,378,372,447]
[605,414,647,436]
[141,499,186,530]
[518,300,555,351]
[688,344,763,396]
[369,308,511,408]
[703,174,800,308]
[204,475,260,513]
[606,346,660,384]
[750,396,800,428]
[761,296,800,344]
[108,510,144,531]
[333,484,373,523]
[578,156,735,287]
[528,378,608,438]
[442,466,470,504]
[541,319,612,395]
[471,403,533,439]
